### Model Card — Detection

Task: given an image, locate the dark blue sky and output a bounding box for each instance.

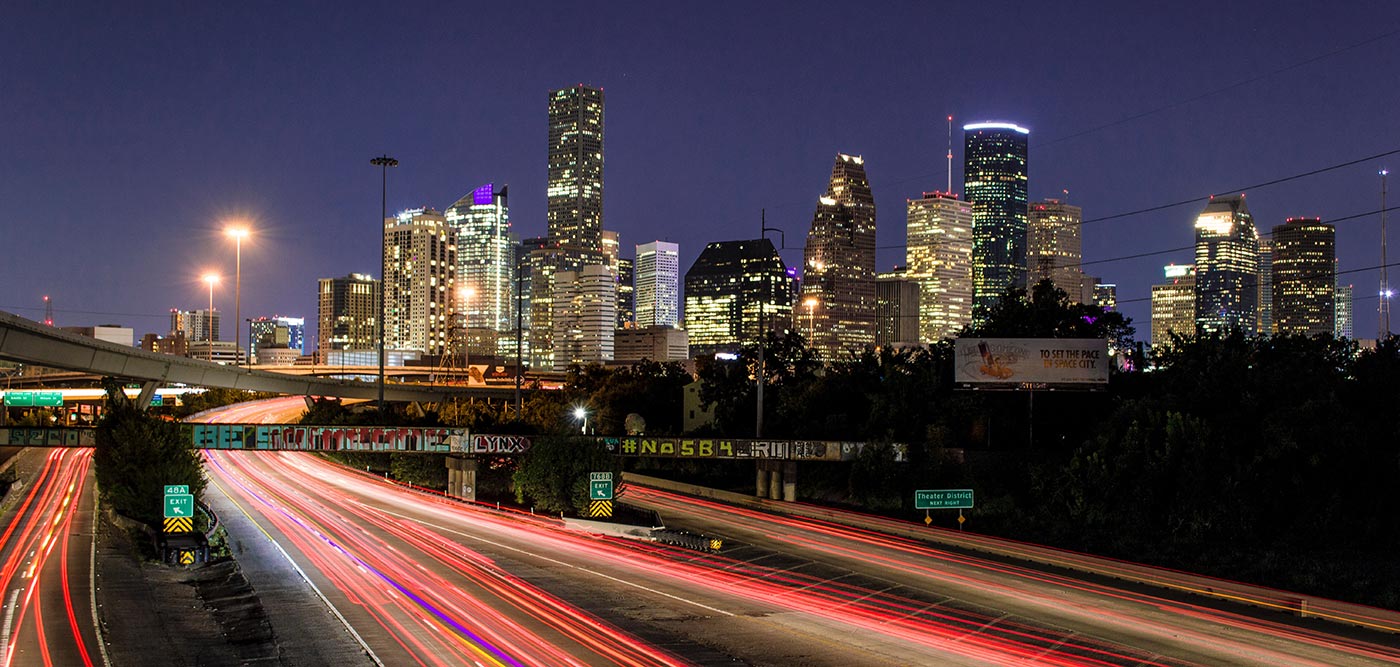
[4,2,1399,342]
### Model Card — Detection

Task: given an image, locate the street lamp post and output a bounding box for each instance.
[202,273,219,362]
[573,406,588,434]
[371,155,399,415]
[225,227,249,367]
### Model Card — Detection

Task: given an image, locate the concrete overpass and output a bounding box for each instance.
[0,309,460,403]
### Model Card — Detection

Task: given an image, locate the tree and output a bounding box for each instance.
[511,436,620,514]
[93,377,206,525]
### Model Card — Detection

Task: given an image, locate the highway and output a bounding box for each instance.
[0,448,101,667]
[623,485,1400,667]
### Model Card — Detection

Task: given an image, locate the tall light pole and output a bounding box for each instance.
[202,273,219,362]
[371,155,399,414]
[1381,168,1391,340]
[573,406,588,434]
[225,226,249,366]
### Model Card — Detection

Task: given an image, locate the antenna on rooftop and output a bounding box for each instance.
[946,115,954,193]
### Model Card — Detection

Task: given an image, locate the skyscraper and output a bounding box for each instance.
[636,241,680,328]
[384,207,455,355]
[1151,264,1196,348]
[905,191,974,342]
[1193,195,1259,335]
[1027,198,1083,298]
[547,84,605,264]
[964,122,1029,320]
[875,268,920,347]
[521,236,562,369]
[446,183,513,356]
[616,258,635,329]
[684,239,793,358]
[1336,281,1354,339]
[802,154,877,359]
[170,309,218,342]
[1271,217,1335,336]
[317,273,378,358]
[552,265,616,365]
[247,316,305,363]
[1257,238,1273,335]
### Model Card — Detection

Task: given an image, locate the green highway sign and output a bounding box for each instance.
[3,391,65,408]
[164,494,195,518]
[164,485,190,495]
[589,472,614,500]
[915,489,974,510]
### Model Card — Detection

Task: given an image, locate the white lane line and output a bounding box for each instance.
[369,505,737,617]
[208,473,386,666]
[1,588,20,667]
[89,491,111,667]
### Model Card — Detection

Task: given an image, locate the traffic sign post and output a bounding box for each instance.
[589,472,614,501]
[914,489,974,510]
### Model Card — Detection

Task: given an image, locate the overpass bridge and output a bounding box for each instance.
[0,309,472,403]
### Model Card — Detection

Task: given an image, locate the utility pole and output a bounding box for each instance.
[758,210,785,439]
[371,155,399,415]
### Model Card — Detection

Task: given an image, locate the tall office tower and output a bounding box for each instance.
[1027,198,1084,298]
[801,154,877,359]
[547,84,606,264]
[247,316,305,362]
[636,241,680,328]
[875,268,921,347]
[383,208,456,355]
[684,239,794,358]
[170,309,219,342]
[1193,195,1259,335]
[1271,217,1336,336]
[616,258,635,329]
[1335,281,1354,339]
[317,274,378,357]
[520,236,560,369]
[905,191,974,342]
[1151,264,1196,348]
[446,183,514,357]
[964,122,1030,320]
[1257,238,1274,335]
[552,265,616,365]
[602,230,621,269]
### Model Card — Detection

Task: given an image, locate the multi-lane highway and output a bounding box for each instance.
[0,448,101,667]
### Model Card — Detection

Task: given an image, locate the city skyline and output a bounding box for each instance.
[4,4,1400,344]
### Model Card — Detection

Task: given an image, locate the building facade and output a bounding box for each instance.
[317,273,378,357]
[247,316,304,363]
[614,325,689,363]
[1271,217,1335,336]
[1336,281,1354,339]
[446,183,514,357]
[616,258,635,329]
[1151,264,1196,348]
[1257,238,1273,335]
[964,122,1029,320]
[636,241,680,328]
[1027,198,1083,298]
[875,268,921,347]
[547,84,606,265]
[683,239,793,358]
[171,309,219,343]
[905,191,974,342]
[802,154,877,359]
[1193,195,1259,335]
[384,208,455,355]
[552,265,616,365]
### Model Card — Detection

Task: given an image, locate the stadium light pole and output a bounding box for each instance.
[224,226,249,366]
[202,273,219,362]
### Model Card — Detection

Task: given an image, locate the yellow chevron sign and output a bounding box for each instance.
[587,500,613,518]
[179,550,195,565]
[164,516,194,533]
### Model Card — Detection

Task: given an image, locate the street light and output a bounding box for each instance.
[224,226,250,367]
[371,155,399,415]
[202,273,220,362]
[573,406,588,434]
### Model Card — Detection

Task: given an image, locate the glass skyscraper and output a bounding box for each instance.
[1271,217,1335,336]
[801,154,877,359]
[547,84,605,263]
[1193,195,1259,336]
[963,122,1029,321]
[684,239,793,358]
[905,191,973,341]
[446,183,514,356]
[636,241,680,328]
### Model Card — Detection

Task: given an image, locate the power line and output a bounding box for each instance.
[1113,259,1400,307]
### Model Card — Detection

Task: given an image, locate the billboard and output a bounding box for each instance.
[954,338,1108,387]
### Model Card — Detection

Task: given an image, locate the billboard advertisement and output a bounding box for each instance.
[954,338,1109,387]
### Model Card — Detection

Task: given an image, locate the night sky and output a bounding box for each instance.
[5,2,1400,344]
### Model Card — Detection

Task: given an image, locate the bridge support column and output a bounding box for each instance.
[446,455,478,502]
[768,460,782,500]
[782,461,797,502]
[135,380,160,412]
[755,461,770,498]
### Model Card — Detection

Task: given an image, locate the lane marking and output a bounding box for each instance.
[87,489,110,667]
[1,588,18,667]
[369,506,736,617]
[207,473,386,666]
